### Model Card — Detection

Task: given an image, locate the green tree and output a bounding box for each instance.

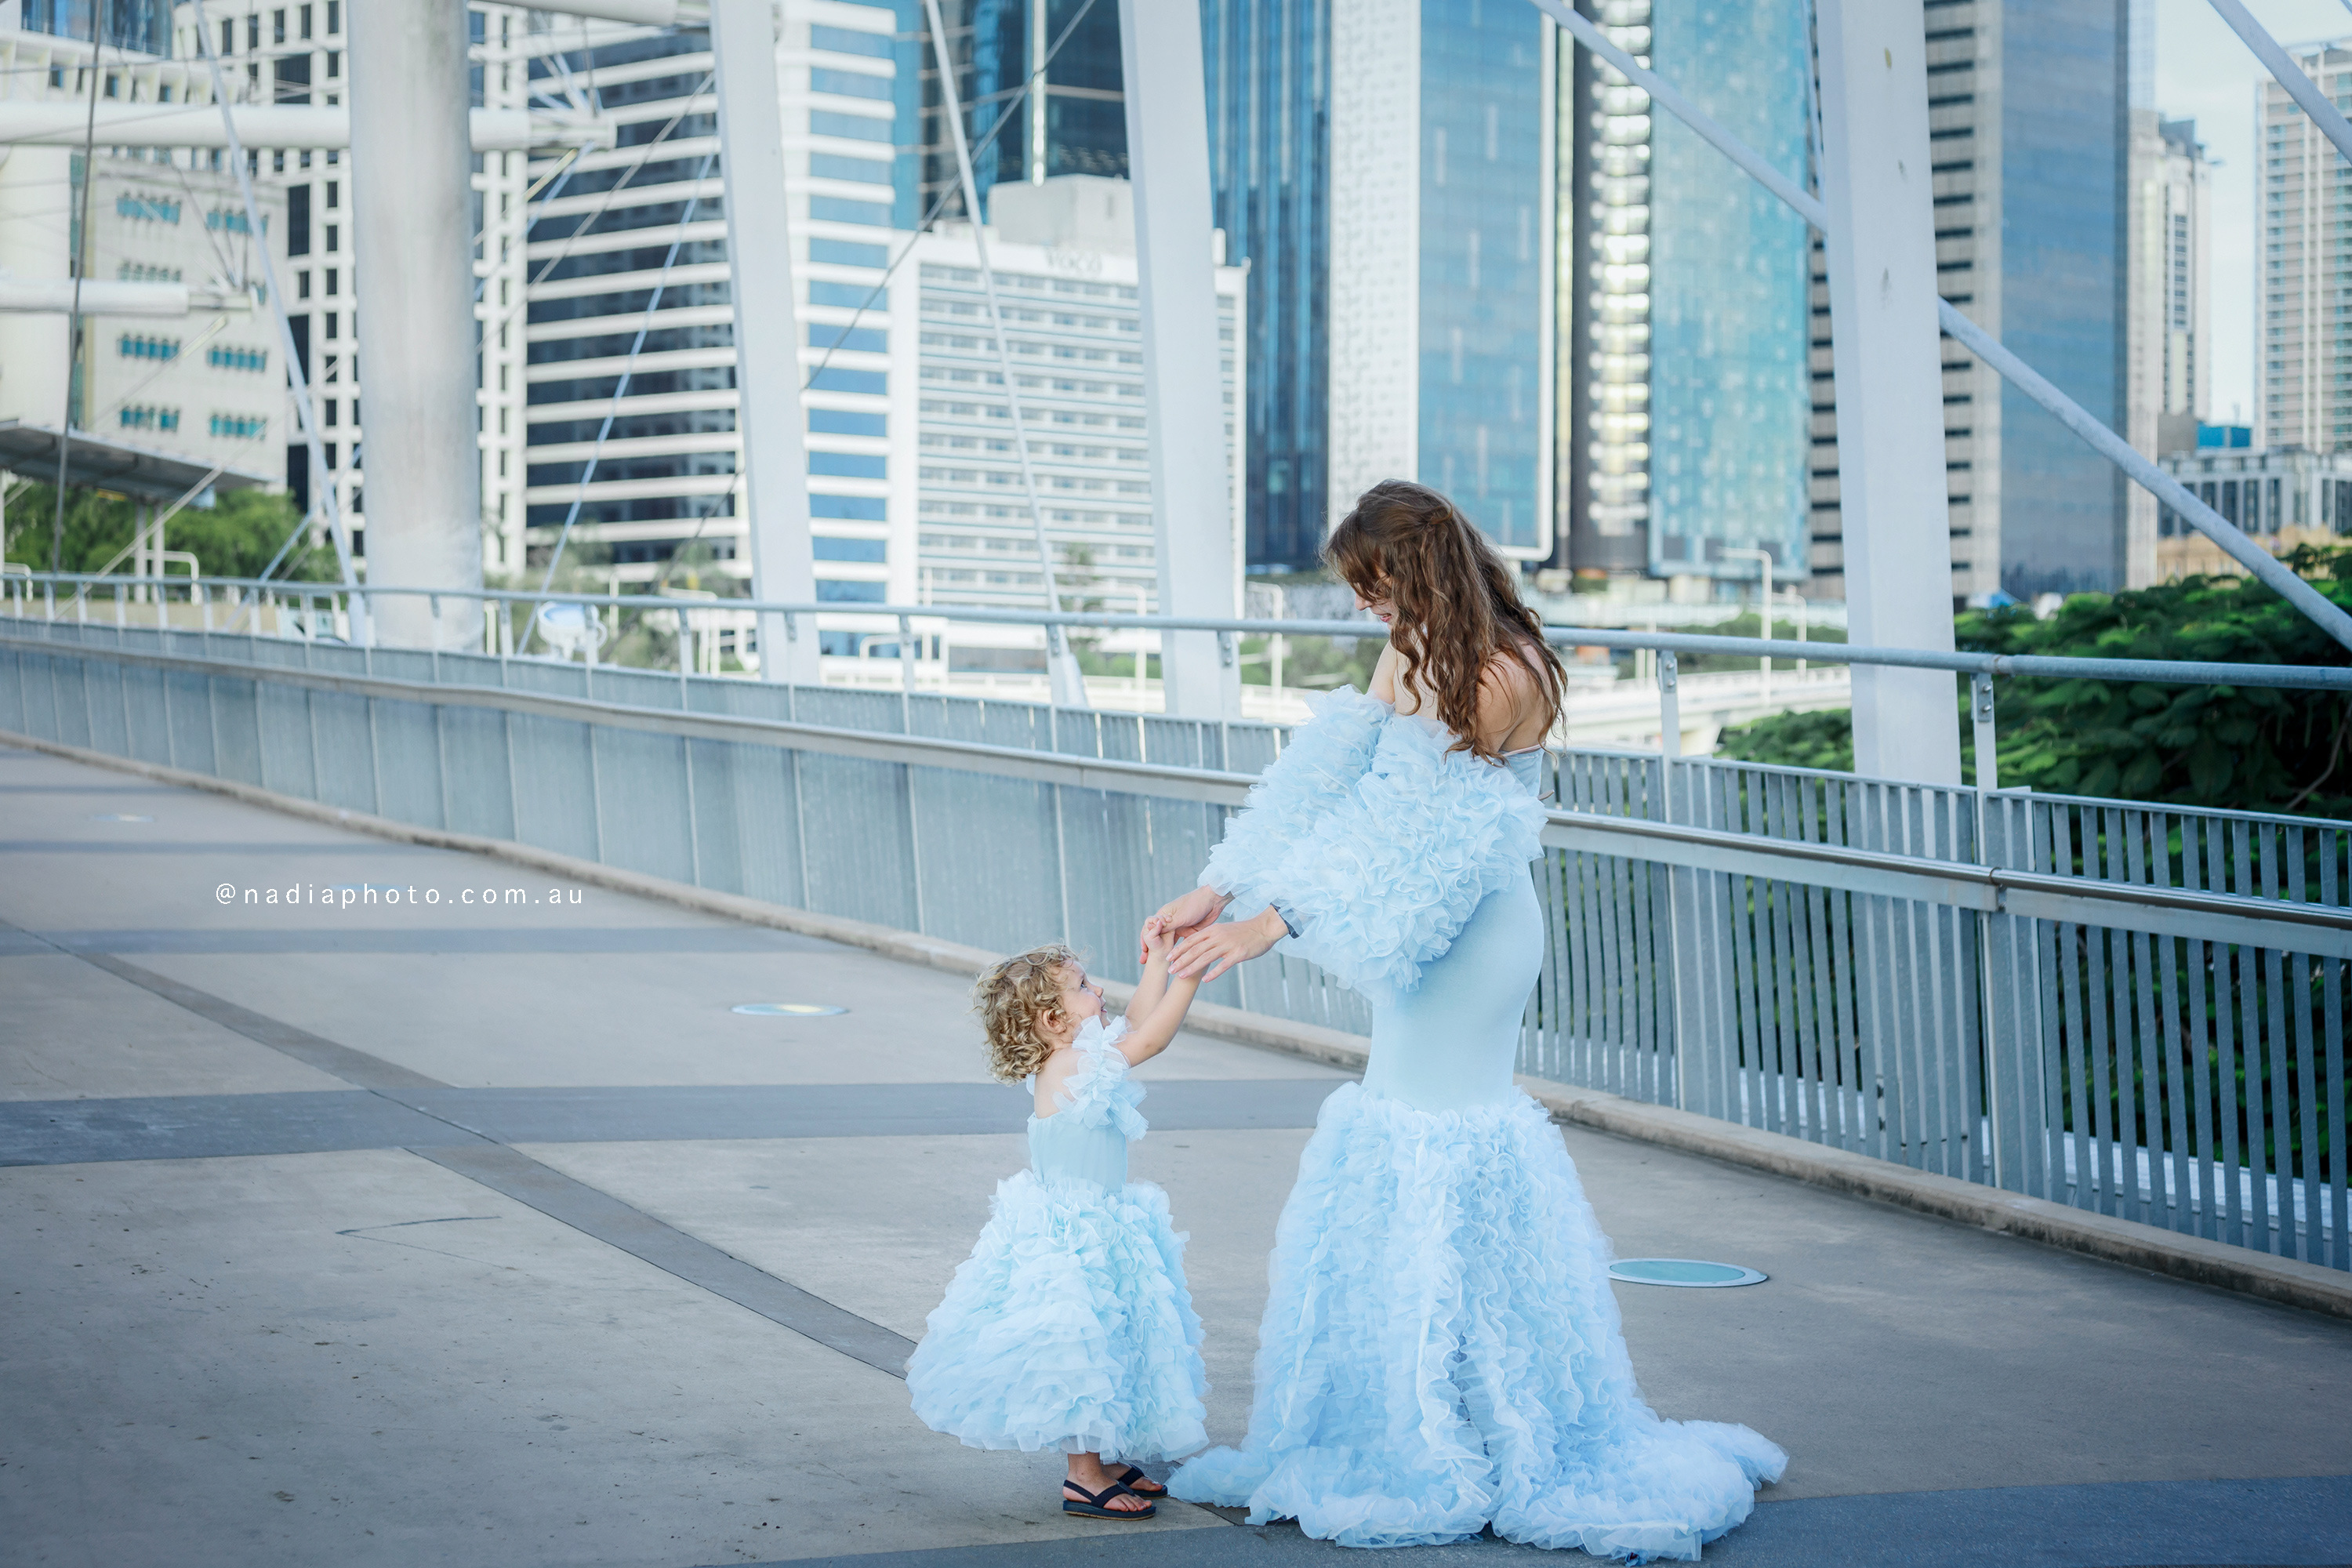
[1716,547,2352,819]
[2,480,336,583]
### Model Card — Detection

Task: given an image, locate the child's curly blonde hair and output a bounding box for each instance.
[973,943,1082,1083]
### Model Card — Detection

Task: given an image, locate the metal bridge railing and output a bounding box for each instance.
[2,583,2346,1272]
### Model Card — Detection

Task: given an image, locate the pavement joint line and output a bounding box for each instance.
[11,723,2352,1321]
[0,911,924,1376]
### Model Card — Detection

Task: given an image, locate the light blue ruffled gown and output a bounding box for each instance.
[906,1017,1209,1461]
[1169,689,1787,1559]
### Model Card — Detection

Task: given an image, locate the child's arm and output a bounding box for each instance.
[1118,920,1200,1067]
[1127,915,1172,1022]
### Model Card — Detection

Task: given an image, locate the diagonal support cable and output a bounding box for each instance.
[1525,0,2352,655]
[2208,0,2352,172]
[920,0,1088,708]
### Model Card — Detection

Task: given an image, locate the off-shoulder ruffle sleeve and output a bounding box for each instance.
[1202,686,1388,916]
[1214,711,1545,1007]
[1045,1016,1149,1140]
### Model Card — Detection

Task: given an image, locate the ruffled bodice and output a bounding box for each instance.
[1026,1016,1145,1192]
[1203,688,1546,1007]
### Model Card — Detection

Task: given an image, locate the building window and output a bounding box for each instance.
[326,49,339,78]
[325,224,338,252]
[117,333,180,361]
[299,3,312,39]
[325,311,338,340]
[246,14,260,49]
[325,267,338,296]
[326,0,339,34]
[325,180,338,209]
[297,270,310,299]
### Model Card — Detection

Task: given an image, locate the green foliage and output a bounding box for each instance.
[1715,707,1857,772]
[2,481,336,583]
[1956,546,2351,818]
[1719,548,2352,820]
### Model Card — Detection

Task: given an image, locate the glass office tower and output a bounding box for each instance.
[1203,0,1330,570]
[1643,0,1811,581]
[1321,0,1553,563]
[915,0,1128,224]
[1559,0,1812,587]
[1418,3,1550,554]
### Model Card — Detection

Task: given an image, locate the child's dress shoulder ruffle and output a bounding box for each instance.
[1038,1016,1148,1141]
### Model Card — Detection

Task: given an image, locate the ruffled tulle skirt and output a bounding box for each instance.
[1169,1083,1785,1559]
[906,1170,1208,1461]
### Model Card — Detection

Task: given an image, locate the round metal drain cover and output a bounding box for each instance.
[731,1003,848,1018]
[1608,1258,1766,1288]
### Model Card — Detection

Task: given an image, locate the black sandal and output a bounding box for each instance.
[1062,1478,1156,1520]
[1112,1465,1167,1497]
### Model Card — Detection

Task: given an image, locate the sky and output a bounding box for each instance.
[2154,0,2352,426]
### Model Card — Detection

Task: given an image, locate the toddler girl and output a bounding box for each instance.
[906,926,1207,1521]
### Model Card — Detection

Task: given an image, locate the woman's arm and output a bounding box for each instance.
[1167,905,1287,982]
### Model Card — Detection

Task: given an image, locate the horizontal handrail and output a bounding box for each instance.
[8,572,2349,693]
[6,629,2344,955]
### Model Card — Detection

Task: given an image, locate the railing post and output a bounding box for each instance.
[898,613,917,731]
[1657,648,1682,764]
[1970,673,1998,793]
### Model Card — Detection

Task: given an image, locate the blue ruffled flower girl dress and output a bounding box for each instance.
[1168,689,1786,1559]
[906,1017,1209,1463]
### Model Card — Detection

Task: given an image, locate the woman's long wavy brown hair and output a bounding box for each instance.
[1326,479,1564,764]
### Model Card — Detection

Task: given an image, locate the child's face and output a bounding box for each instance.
[1041,961,1105,1045]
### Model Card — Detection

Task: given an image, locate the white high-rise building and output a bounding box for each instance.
[2256,43,2352,456]
[897,176,1244,619]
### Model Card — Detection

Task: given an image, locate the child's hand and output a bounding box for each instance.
[1140,914,1174,962]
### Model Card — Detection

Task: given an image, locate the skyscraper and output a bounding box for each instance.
[1202,0,1328,570]
[1556,0,1813,590]
[2256,42,2352,459]
[1796,1,2133,604]
[1323,0,1554,561]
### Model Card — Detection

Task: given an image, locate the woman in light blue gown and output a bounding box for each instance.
[1152,481,1785,1559]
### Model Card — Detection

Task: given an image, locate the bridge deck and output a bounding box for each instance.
[2,736,2348,1567]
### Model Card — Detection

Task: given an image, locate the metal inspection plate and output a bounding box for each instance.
[731,1003,849,1018]
[1608,1258,1768,1288]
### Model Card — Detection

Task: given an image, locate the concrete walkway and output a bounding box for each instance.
[2,737,2349,1568]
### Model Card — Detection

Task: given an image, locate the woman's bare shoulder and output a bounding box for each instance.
[1370,643,1401,704]
[1475,642,1548,749]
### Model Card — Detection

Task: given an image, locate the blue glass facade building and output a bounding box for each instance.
[1203,0,1330,570]
[24,0,170,55]
[1994,2,2128,597]
[1418,1,1549,554]
[1642,0,1812,581]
